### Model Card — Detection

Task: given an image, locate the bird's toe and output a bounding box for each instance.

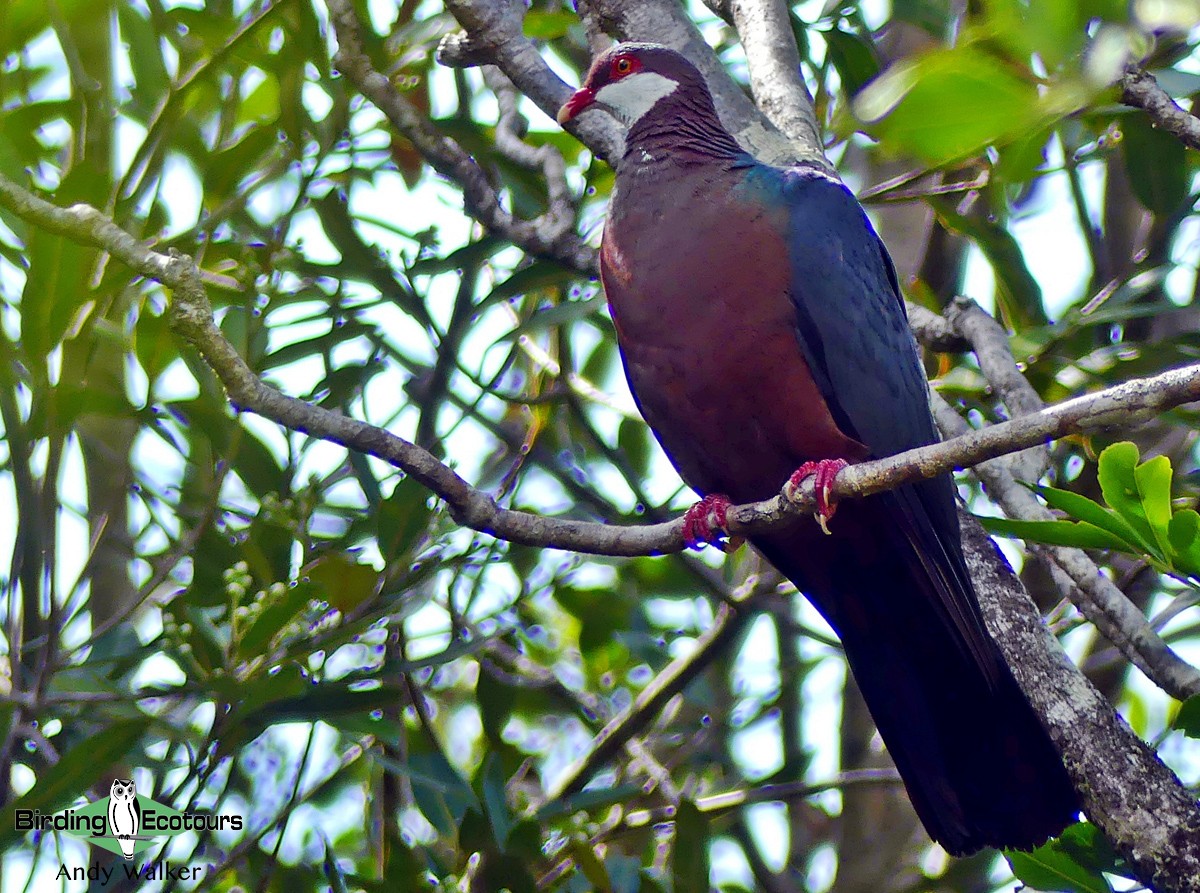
[787,458,849,534]
[682,494,741,551]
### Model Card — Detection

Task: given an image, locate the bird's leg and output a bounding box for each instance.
[682,494,743,552]
[787,458,849,535]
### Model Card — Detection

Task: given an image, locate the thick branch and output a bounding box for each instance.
[481,65,574,242]
[907,300,969,353]
[727,0,824,162]
[962,516,1200,892]
[1121,64,1200,151]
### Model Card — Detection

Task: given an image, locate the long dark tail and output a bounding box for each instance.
[755,483,1079,855]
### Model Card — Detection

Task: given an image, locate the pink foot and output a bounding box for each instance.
[681,494,742,552]
[787,459,849,535]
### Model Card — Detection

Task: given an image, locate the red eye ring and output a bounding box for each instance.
[614,56,633,75]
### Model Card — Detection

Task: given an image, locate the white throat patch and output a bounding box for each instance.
[593,72,679,126]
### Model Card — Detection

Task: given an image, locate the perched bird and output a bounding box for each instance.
[558,42,1079,855]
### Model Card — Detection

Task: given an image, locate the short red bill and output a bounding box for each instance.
[557,87,596,125]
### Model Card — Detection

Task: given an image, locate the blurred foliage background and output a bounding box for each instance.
[0,0,1199,890]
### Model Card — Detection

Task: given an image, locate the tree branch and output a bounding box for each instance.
[1121,64,1200,151]
[726,0,825,163]
[907,300,969,352]
[326,0,598,273]
[930,392,1200,701]
[480,64,574,242]
[573,0,802,167]
[7,171,1200,565]
[438,0,625,164]
[961,515,1200,892]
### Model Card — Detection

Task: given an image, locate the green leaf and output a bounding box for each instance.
[1122,112,1190,214]
[1006,843,1114,893]
[856,46,1042,167]
[500,295,606,342]
[1052,822,1129,877]
[556,585,633,656]
[1167,510,1200,577]
[305,554,380,613]
[822,27,880,97]
[932,198,1046,328]
[1134,454,1174,558]
[534,781,646,822]
[381,751,477,839]
[1175,694,1200,738]
[570,838,612,889]
[995,123,1054,183]
[479,753,513,848]
[977,516,1132,550]
[1097,443,1159,555]
[486,261,576,303]
[477,668,516,746]
[237,581,318,657]
[522,11,578,39]
[671,800,710,893]
[1034,485,1146,551]
[21,227,94,361]
[376,476,432,562]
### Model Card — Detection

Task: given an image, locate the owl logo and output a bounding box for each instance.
[107,779,140,860]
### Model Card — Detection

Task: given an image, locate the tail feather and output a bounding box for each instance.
[756,487,1079,855]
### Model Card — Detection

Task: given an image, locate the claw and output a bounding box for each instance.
[787,458,849,535]
[681,494,742,552]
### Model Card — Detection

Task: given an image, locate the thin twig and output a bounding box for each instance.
[439,0,624,163]
[5,173,1200,563]
[327,0,597,273]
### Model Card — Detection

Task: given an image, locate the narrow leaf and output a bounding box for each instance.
[978,516,1132,551]
[1034,485,1146,551]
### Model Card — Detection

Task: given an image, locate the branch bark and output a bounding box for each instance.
[726,0,825,163]
[962,515,1200,892]
[327,0,599,273]
[439,0,625,164]
[7,172,1200,562]
[1121,64,1200,151]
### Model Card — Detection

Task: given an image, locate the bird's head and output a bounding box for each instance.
[557,43,707,128]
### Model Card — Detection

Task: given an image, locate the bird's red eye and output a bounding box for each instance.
[614,57,633,75]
